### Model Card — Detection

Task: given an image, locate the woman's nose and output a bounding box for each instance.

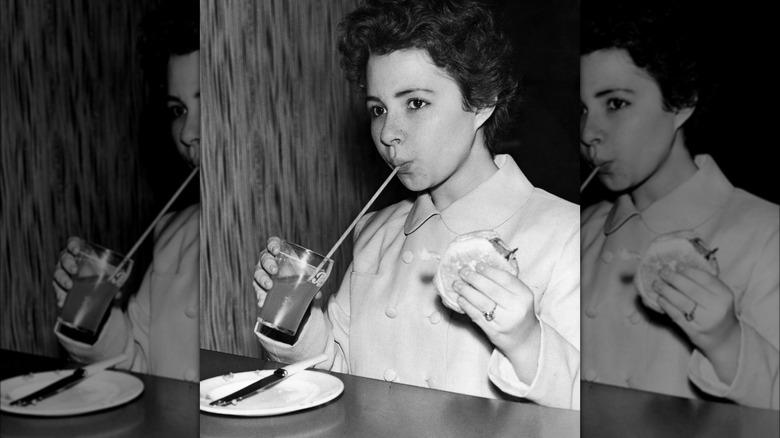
[180,106,200,148]
[580,111,603,148]
[380,112,405,151]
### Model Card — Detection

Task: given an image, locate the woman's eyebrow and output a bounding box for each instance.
[595,88,634,98]
[166,95,184,104]
[394,88,434,97]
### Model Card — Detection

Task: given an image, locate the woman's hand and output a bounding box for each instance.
[52,237,84,308]
[652,265,742,382]
[252,237,283,308]
[453,263,541,377]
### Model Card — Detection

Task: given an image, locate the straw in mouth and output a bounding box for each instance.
[580,165,601,193]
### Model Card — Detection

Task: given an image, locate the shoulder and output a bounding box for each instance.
[517,189,579,238]
[154,204,200,242]
[353,199,413,246]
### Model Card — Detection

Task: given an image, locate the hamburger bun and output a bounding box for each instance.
[434,230,518,313]
[635,231,719,313]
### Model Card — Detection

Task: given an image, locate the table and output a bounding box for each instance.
[200,349,579,438]
[582,381,779,438]
[0,349,198,437]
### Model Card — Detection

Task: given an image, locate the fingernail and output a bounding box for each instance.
[476,263,485,272]
[453,280,463,291]
[652,280,661,293]
[459,268,472,278]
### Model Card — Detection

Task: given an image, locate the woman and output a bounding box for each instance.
[254,0,579,409]
[580,2,779,409]
[52,2,200,382]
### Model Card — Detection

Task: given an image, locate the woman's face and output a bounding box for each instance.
[166,50,200,167]
[365,49,492,201]
[580,49,691,194]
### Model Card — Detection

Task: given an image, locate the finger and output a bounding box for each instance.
[53,282,67,308]
[453,280,495,315]
[54,269,73,291]
[476,263,529,296]
[677,266,728,298]
[658,296,693,329]
[66,236,83,256]
[659,267,709,305]
[459,267,512,306]
[457,295,491,331]
[253,267,273,291]
[60,252,78,274]
[260,251,278,275]
[267,237,282,255]
[652,278,695,315]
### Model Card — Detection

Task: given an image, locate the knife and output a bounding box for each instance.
[209,353,328,407]
[9,353,128,406]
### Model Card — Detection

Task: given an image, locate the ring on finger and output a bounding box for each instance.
[684,302,698,322]
[483,302,498,322]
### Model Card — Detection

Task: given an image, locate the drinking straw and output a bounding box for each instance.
[111,166,200,281]
[314,167,399,274]
[580,165,601,193]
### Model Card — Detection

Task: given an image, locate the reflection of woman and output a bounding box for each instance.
[52,3,200,382]
[254,0,579,409]
[580,3,778,409]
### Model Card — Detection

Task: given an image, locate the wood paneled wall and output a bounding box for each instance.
[1,0,164,356]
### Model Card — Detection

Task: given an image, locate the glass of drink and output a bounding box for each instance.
[255,241,333,341]
[55,242,134,345]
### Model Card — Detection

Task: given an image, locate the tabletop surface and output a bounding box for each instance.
[200,349,579,438]
[3,348,776,437]
[0,349,198,438]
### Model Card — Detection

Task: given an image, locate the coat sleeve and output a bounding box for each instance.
[55,210,184,372]
[487,220,581,410]
[688,228,779,409]
[255,215,376,370]
[56,267,152,373]
[255,264,352,372]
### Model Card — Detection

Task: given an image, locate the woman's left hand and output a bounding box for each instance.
[652,266,741,359]
[453,263,539,359]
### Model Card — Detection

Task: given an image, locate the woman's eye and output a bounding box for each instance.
[606,98,629,112]
[369,106,386,118]
[168,105,186,119]
[407,98,428,110]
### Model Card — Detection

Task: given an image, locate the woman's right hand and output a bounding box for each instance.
[53,237,84,308]
[252,236,283,308]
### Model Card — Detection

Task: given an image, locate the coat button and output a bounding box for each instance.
[584,307,598,318]
[585,369,597,381]
[385,307,397,319]
[401,251,414,264]
[185,305,197,318]
[426,376,437,388]
[601,251,614,263]
[383,369,397,382]
[628,311,642,325]
[429,312,442,325]
[184,369,197,381]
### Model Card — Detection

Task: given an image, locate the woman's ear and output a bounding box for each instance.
[474,105,496,131]
[673,105,695,130]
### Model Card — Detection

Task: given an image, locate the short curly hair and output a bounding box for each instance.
[338,0,518,151]
[139,0,199,94]
[581,2,700,112]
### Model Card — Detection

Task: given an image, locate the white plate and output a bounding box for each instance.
[200,370,344,416]
[0,370,144,417]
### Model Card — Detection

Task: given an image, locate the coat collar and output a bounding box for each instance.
[403,154,534,235]
[604,155,735,235]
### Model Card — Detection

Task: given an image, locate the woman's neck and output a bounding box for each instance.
[630,132,698,211]
[429,136,498,210]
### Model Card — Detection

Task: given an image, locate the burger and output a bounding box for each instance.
[635,231,719,313]
[434,230,518,313]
